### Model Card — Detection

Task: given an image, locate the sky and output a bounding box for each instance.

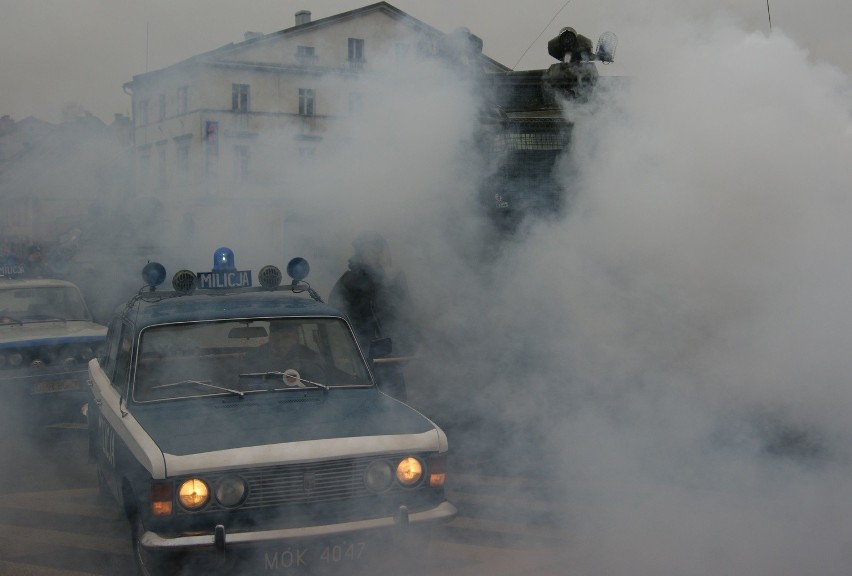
[3,2,852,575]
[2,0,852,123]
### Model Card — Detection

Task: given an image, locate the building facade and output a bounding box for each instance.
[123,2,508,255]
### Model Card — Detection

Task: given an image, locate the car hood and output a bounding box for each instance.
[0,320,106,347]
[130,390,444,476]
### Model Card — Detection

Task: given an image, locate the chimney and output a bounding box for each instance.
[295,10,311,26]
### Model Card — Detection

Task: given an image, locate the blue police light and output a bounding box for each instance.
[286,258,310,282]
[213,247,236,272]
[142,262,167,287]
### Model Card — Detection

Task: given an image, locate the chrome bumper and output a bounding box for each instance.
[140,501,457,552]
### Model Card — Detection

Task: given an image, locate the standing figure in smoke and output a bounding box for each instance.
[25,244,48,277]
[329,232,416,400]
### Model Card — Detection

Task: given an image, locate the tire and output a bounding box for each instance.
[132,513,177,576]
[132,513,155,576]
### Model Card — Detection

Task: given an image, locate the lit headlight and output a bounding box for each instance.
[364,460,394,492]
[177,478,210,510]
[396,457,424,487]
[214,476,247,508]
[9,353,23,367]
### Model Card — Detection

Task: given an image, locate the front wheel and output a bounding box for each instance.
[132,514,171,576]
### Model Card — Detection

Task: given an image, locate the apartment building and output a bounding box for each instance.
[123,2,507,252]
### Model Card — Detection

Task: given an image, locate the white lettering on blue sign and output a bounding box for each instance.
[0,265,25,275]
[196,270,252,289]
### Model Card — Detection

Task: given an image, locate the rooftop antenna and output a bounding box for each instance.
[512,0,574,70]
[766,0,772,31]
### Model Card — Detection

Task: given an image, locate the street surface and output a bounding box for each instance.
[0,417,573,575]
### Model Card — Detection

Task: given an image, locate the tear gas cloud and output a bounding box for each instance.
[284,7,849,576]
[4,3,852,575]
[421,6,852,576]
[267,8,852,572]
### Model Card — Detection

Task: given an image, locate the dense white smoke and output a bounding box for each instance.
[240,8,852,575]
[5,3,852,574]
[396,7,852,576]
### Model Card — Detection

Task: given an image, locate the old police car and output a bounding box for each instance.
[88,249,456,574]
[0,266,107,428]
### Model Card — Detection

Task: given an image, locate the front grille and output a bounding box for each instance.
[0,343,95,371]
[178,456,421,515]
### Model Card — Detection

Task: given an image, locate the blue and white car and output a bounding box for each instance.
[0,275,107,428]
[87,249,456,575]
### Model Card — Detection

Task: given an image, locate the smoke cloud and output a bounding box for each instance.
[5,3,852,575]
[399,6,852,576]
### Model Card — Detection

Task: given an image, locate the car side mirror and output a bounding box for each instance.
[369,337,392,360]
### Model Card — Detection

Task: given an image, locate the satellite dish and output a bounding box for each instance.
[595,32,618,63]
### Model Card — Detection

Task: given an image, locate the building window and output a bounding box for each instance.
[299,89,315,116]
[158,94,166,121]
[139,99,149,126]
[176,140,190,172]
[177,86,188,114]
[232,84,249,112]
[139,147,151,188]
[157,143,167,188]
[233,145,250,181]
[348,38,365,67]
[296,45,317,64]
[205,121,219,175]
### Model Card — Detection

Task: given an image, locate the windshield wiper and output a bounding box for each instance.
[151,379,244,397]
[286,376,329,391]
[239,371,329,391]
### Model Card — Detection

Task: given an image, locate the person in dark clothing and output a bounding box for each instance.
[25,245,49,277]
[329,233,415,399]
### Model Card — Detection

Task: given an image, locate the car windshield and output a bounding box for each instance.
[132,317,372,403]
[0,286,91,323]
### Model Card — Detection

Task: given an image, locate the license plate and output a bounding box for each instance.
[31,379,80,394]
[261,540,368,572]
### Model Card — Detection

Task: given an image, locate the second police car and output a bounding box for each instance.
[0,263,107,429]
[88,248,456,574]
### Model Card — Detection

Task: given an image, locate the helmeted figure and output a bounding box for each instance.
[25,244,49,278]
[329,233,415,399]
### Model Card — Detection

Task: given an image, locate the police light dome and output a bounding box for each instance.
[213,247,236,272]
[286,258,310,282]
[142,262,167,287]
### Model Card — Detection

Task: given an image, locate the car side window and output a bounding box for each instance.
[111,324,134,395]
[100,320,122,379]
